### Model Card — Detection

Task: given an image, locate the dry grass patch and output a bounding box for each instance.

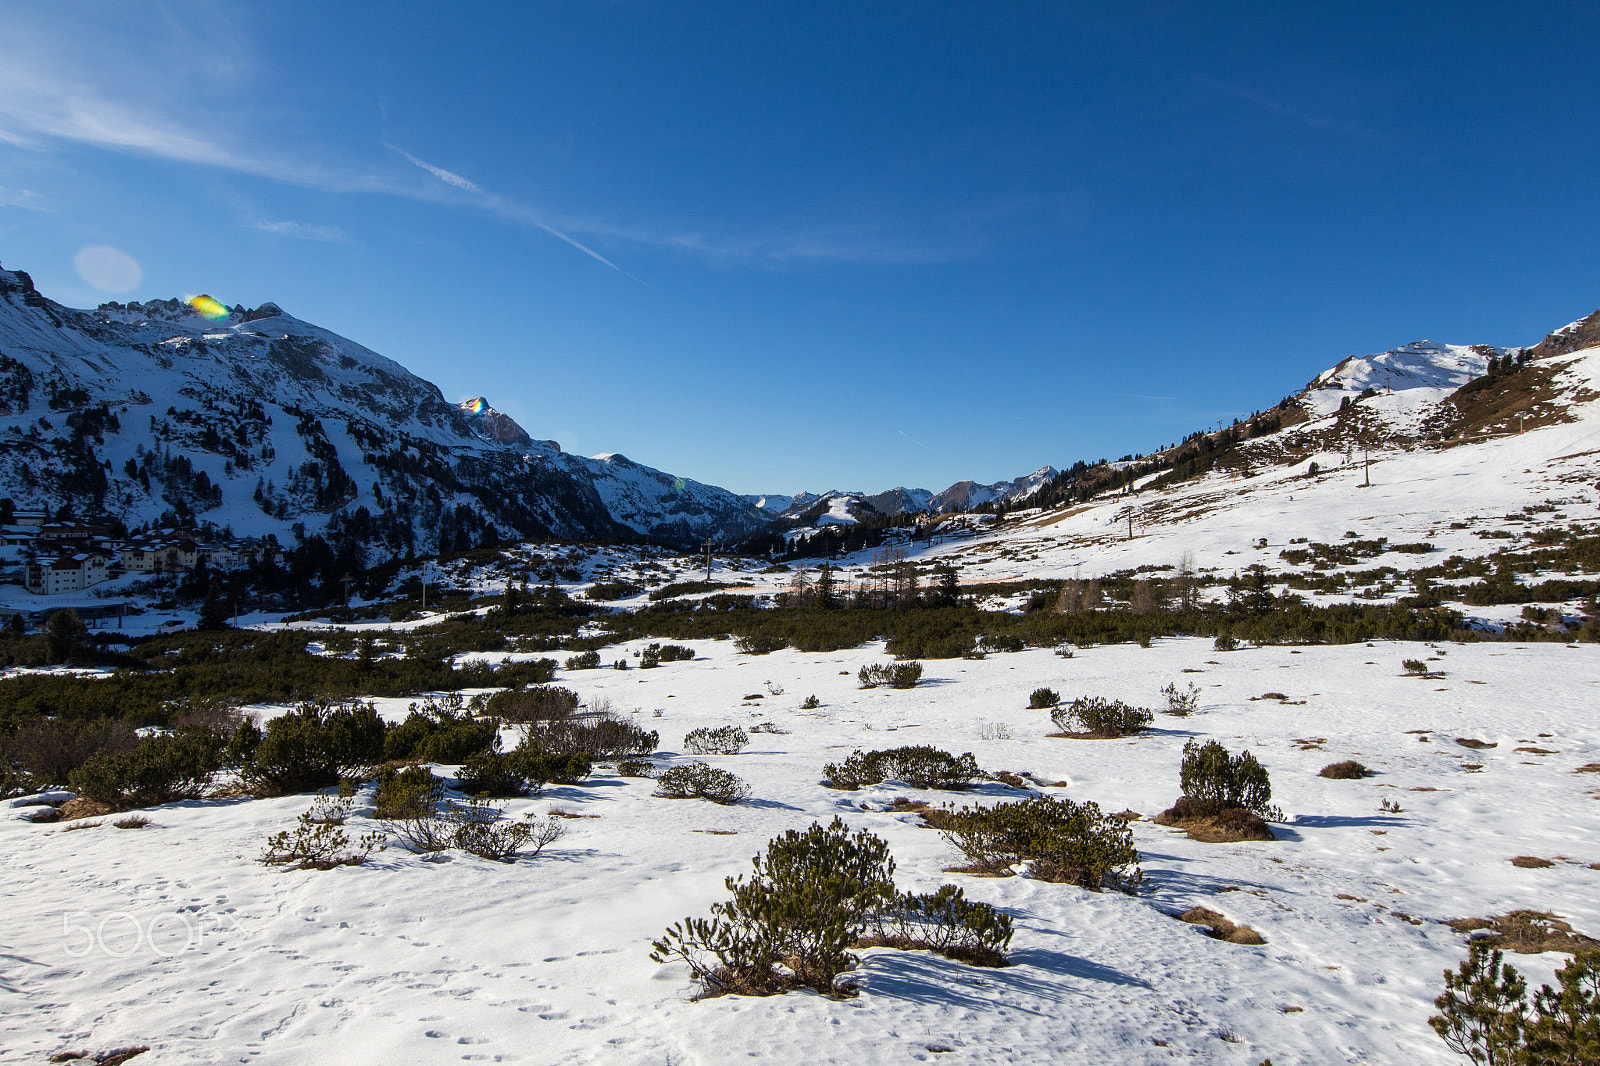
[547,807,598,819]
[113,815,151,829]
[1510,855,1555,869]
[1153,798,1275,842]
[1178,907,1266,945]
[1447,911,1599,954]
[1319,760,1373,779]
[1573,763,1600,774]
[59,820,102,832]
[1515,747,1558,755]
[57,798,112,821]
[1456,737,1497,749]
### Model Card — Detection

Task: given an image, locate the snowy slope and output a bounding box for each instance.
[581,452,770,544]
[3,637,1596,1064]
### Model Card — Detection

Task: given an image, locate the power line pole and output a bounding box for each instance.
[702,537,714,581]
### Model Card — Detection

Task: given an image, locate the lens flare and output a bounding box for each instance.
[186,294,229,320]
[468,398,488,414]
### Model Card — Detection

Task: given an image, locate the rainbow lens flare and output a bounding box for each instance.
[186,294,229,320]
[467,398,488,414]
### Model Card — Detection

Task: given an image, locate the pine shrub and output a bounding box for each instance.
[1430,940,1600,1064]
[823,747,983,791]
[69,729,224,810]
[1179,739,1273,815]
[651,818,895,995]
[858,662,923,689]
[484,685,580,725]
[860,884,1014,966]
[1050,696,1153,737]
[455,749,535,797]
[1028,687,1060,709]
[684,726,749,755]
[655,762,749,804]
[938,794,1143,892]
[1161,681,1201,716]
[373,765,445,819]
[243,699,387,796]
[1319,760,1372,780]
[564,650,602,670]
[382,695,498,764]
[531,712,657,759]
[615,759,655,778]
[261,798,384,870]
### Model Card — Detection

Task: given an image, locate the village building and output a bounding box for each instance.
[25,551,112,594]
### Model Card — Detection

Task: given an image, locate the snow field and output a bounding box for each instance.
[3,637,1598,1064]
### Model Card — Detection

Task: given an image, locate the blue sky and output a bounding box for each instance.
[1,2,1596,497]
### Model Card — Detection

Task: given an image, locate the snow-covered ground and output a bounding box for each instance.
[4,636,1598,1064]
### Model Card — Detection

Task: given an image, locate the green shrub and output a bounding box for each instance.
[374,765,446,819]
[801,695,821,709]
[655,762,749,804]
[858,662,923,689]
[261,798,384,870]
[938,794,1142,892]
[242,700,387,796]
[651,818,895,995]
[1179,738,1272,815]
[734,633,788,655]
[1213,632,1237,651]
[615,759,655,778]
[484,685,580,725]
[1403,658,1429,675]
[684,726,749,755]
[455,749,534,797]
[1161,681,1201,716]
[587,580,642,601]
[564,650,602,670]
[382,694,498,764]
[512,741,592,786]
[823,747,982,790]
[1028,687,1059,709]
[860,884,1014,966]
[1430,940,1600,1064]
[69,729,224,810]
[531,706,658,759]
[1050,696,1153,737]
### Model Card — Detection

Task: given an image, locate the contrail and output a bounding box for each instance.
[387,143,638,278]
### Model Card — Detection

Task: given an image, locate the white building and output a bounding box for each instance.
[26,551,111,594]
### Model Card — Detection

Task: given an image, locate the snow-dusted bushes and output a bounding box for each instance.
[684,726,749,755]
[654,762,749,804]
[858,662,923,689]
[651,819,1012,998]
[1049,696,1153,737]
[823,747,982,791]
[937,794,1143,891]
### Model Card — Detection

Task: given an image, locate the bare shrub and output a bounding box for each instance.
[1161,682,1201,716]
[1179,906,1266,945]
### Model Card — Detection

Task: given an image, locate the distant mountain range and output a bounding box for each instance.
[2,251,1592,565]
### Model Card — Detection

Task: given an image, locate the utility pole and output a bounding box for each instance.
[1363,449,1371,488]
[420,562,428,611]
[1126,509,1134,541]
[702,537,714,581]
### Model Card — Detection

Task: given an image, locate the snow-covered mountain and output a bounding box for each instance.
[928,465,1059,513]
[0,261,763,556]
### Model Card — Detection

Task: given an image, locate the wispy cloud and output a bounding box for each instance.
[0,185,48,211]
[253,220,348,243]
[387,145,640,279]
[1196,75,1379,139]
